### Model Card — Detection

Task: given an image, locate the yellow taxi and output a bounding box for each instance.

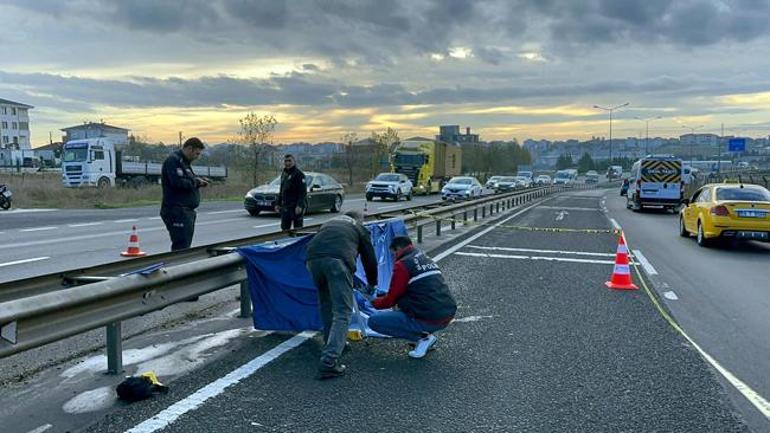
[679,183,770,247]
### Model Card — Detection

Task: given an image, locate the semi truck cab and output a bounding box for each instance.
[62,138,117,187]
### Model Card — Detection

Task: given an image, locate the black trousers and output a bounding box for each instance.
[160,206,197,251]
[280,206,304,231]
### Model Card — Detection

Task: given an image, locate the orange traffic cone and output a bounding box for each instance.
[605,232,638,290]
[121,225,147,257]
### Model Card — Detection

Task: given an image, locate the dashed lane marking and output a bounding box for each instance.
[455,251,617,265]
[20,226,58,232]
[114,219,139,223]
[253,223,281,229]
[124,332,316,433]
[539,206,600,211]
[663,291,679,300]
[206,209,245,215]
[69,222,103,228]
[25,424,53,433]
[466,245,616,257]
[632,249,658,275]
[609,218,622,231]
[0,257,50,268]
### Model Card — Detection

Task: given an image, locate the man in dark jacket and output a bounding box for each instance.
[274,154,307,232]
[160,137,209,251]
[369,235,457,359]
[306,210,378,379]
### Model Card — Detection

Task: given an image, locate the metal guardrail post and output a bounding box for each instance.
[496,202,500,213]
[106,322,123,374]
[482,206,486,218]
[417,224,423,243]
[450,214,456,230]
[474,208,478,222]
[436,220,441,236]
[463,211,468,224]
[239,279,252,318]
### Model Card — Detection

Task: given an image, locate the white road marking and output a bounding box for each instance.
[114,219,139,223]
[2,208,58,214]
[68,222,103,228]
[632,249,658,275]
[25,424,53,433]
[20,226,58,232]
[0,257,50,268]
[467,245,616,257]
[455,251,617,265]
[539,206,598,211]
[432,200,550,263]
[206,209,244,215]
[555,210,569,221]
[663,291,679,300]
[609,218,622,231]
[254,223,281,229]
[454,315,496,323]
[147,217,162,220]
[125,332,315,433]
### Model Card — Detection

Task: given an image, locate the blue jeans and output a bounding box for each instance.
[368,310,447,342]
[307,258,354,366]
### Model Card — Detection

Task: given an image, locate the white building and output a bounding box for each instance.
[0,98,33,150]
[61,122,129,145]
[680,133,719,147]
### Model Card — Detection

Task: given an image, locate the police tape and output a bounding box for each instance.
[406,209,619,235]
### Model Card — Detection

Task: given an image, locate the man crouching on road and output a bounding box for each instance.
[368,235,457,358]
[306,210,378,380]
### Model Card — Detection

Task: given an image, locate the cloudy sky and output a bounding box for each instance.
[3,0,770,147]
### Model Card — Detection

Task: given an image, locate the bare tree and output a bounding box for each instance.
[341,132,358,186]
[238,113,278,185]
[370,127,400,177]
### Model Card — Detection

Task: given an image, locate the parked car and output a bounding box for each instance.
[495,176,519,192]
[365,172,413,201]
[244,172,344,216]
[679,183,770,247]
[535,175,552,185]
[442,176,483,200]
[585,170,599,183]
[485,175,503,189]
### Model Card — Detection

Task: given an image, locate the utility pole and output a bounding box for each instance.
[593,102,629,165]
[682,124,704,167]
[178,131,183,148]
[635,116,662,156]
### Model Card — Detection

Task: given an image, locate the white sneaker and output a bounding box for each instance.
[408,334,437,358]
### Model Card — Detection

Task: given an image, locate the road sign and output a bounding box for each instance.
[728,138,746,152]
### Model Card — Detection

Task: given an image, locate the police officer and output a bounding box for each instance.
[160,137,209,251]
[274,154,307,232]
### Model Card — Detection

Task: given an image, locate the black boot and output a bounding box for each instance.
[316,362,346,380]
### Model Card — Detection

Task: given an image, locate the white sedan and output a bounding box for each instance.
[442,176,483,200]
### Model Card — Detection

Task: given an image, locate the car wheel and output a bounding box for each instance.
[406,191,412,201]
[248,209,261,217]
[366,194,373,202]
[330,195,343,213]
[396,189,402,201]
[696,221,711,247]
[679,216,688,237]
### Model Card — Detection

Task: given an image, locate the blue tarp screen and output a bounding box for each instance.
[238,219,408,332]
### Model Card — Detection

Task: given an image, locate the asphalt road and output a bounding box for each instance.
[0,193,451,283]
[65,190,747,433]
[607,190,770,433]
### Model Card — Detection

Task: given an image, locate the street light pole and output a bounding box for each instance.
[594,103,629,166]
[634,116,662,155]
[682,124,704,167]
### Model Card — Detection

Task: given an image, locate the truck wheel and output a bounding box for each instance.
[97,177,110,189]
[128,176,147,189]
[331,195,342,213]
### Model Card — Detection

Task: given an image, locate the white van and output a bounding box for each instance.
[626,156,683,212]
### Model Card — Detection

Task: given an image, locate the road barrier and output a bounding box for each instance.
[0,183,600,373]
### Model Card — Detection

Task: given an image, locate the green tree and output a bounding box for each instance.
[577,152,595,173]
[556,153,574,170]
